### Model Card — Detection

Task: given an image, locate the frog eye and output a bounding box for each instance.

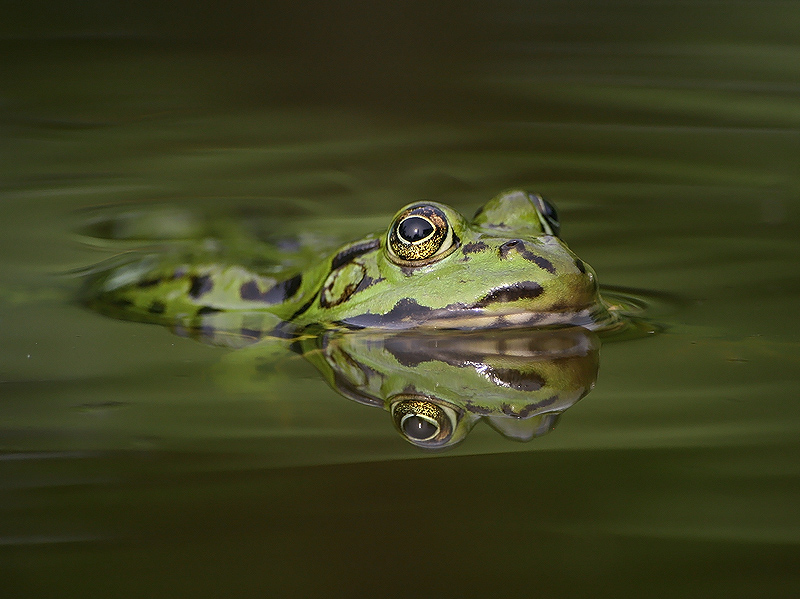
[387,204,459,266]
[390,397,457,448]
[532,195,560,237]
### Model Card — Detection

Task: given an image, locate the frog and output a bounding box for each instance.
[85,189,617,337]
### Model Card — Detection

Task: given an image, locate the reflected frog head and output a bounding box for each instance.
[303,326,600,449]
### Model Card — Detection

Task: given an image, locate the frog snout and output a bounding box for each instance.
[500,239,523,248]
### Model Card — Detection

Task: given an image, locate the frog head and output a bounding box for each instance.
[299,189,610,330]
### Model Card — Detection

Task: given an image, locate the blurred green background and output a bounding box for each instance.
[2,2,799,597]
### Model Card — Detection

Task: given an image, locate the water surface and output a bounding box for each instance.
[2,2,799,597]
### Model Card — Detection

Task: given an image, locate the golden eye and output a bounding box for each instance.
[390,397,456,447]
[387,204,458,266]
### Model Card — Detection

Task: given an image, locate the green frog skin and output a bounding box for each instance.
[87,190,615,333]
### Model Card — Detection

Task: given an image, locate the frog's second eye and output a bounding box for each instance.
[534,196,561,237]
[387,204,458,266]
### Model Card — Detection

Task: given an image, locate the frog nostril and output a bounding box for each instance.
[498,239,523,259]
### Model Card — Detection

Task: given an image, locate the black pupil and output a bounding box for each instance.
[398,217,433,242]
[402,416,438,440]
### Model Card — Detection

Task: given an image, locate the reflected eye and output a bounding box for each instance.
[387,204,458,265]
[390,397,457,447]
[401,414,438,440]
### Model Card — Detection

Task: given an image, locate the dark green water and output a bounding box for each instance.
[2,2,799,597]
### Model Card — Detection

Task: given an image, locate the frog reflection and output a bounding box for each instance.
[294,326,599,448]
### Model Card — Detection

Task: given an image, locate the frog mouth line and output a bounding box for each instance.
[337,295,597,330]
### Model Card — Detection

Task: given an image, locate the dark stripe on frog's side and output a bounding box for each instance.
[471,281,544,308]
[337,298,447,329]
[189,275,214,298]
[339,283,549,329]
[149,300,166,314]
[330,238,381,270]
[240,273,303,305]
[498,240,556,274]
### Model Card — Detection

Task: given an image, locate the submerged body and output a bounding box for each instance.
[87,190,614,333]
